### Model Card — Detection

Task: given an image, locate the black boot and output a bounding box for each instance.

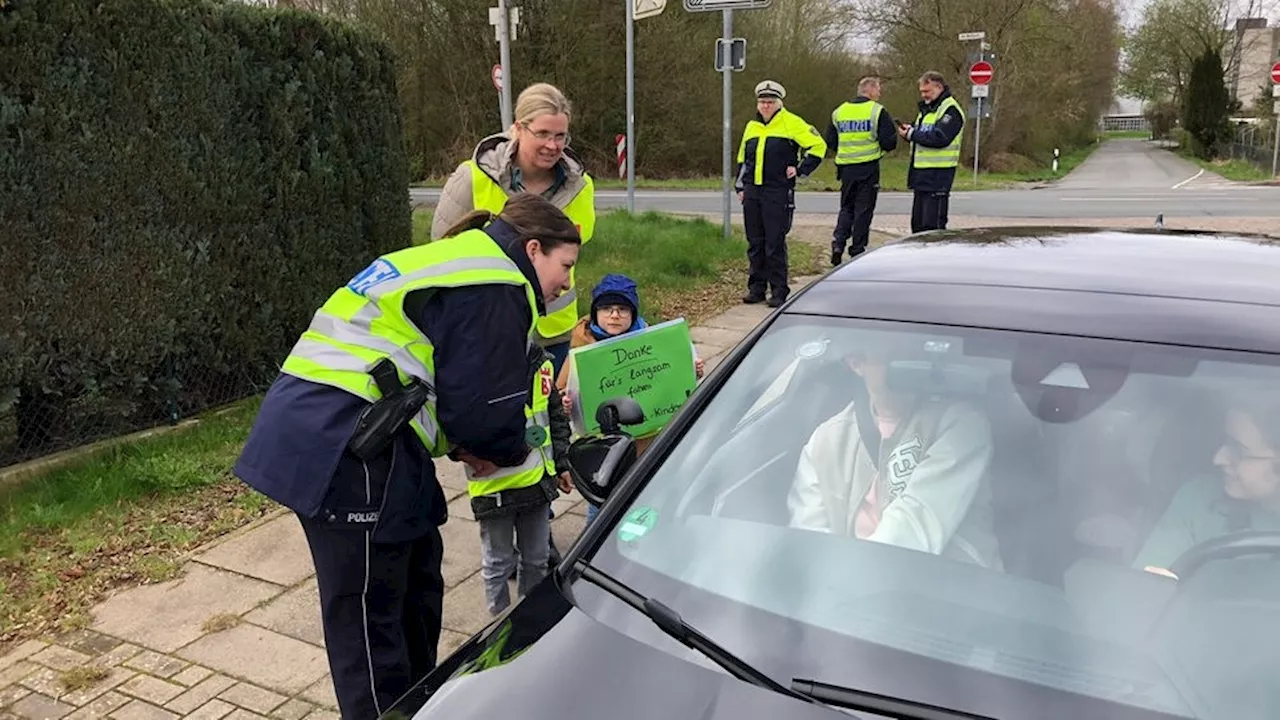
[742,291,765,304]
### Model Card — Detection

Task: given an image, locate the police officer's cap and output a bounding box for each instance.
[755,80,785,100]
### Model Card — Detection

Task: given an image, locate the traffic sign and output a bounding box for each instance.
[491,64,503,91]
[635,0,666,19]
[1271,62,1280,85]
[958,31,986,41]
[684,0,771,10]
[969,61,993,85]
[971,84,989,98]
[715,37,747,72]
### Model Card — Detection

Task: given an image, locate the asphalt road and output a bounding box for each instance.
[410,139,1280,220]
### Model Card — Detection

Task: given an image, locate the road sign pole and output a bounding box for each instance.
[496,0,513,129]
[626,0,636,212]
[1272,112,1278,179]
[721,8,733,240]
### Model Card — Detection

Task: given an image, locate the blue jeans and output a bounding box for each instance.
[479,506,551,616]
[585,502,600,526]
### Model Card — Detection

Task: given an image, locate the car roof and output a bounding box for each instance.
[786,227,1280,355]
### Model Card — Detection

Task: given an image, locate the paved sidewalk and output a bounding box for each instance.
[0,277,817,720]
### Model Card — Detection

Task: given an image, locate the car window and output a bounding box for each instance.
[583,314,1280,720]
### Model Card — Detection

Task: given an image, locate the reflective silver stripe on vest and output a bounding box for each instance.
[307,312,434,386]
[365,257,524,301]
[465,444,547,481]
[545,287,577,315]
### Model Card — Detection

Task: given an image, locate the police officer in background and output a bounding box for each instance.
[899,70,966,233]
[735,80,827,308]
[825,76,898,266]
[233,193,582,720]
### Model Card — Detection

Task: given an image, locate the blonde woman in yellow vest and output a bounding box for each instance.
[234,193,581,720]
[898,71,966,233]
[431,82,596,378]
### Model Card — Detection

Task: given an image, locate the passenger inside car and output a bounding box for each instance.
[786,336,1003,569]
[1132,388,1280,572]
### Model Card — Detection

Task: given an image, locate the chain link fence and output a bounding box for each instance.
[1,364,278,470]
[1226,120,1279,174]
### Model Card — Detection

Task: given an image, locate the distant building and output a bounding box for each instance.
[1102,96,1149,131]
[1228,18,1280,113]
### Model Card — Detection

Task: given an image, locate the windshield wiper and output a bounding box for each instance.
[572,560,816,703]
[573,560,994,720]
[790,678,997,720]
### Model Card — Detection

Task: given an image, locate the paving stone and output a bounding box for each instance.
[550,495,583,518]
[62,691,129,719]
[183,700,234,720]
[16,668,61,699]
[8,693,74,719]
[0,643,48,673]
[94,646,141,670]
[552,512,586,554]
[222,710,267,720]
[117,676,184,706]
[121,652,186,680]
[91,565,280,653]
[109,699,178,720]
[27,648,90,673]
[699,305,771,333]
[445,493,475,522]
[436,461,468,495]
[167,667,212,688]
[176,626,327,696]
[300,711,338,720]
[0,684,30,707]
[267,698,313,720]
[441,573,495,638]
[436,519,483,589]
[242,581,323,648]
[214,684,286,716]
[48,633,119,660]
[689,325,746,353]
[436,630,470,660]
[192,517,313,588]
[59,666,135,707]
[0,662,39,689]
[162,675,236,715]
[297,679,336,711]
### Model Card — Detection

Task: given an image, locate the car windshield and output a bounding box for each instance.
[579,314,1280,720]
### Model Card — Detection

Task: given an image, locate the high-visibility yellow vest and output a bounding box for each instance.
[912,96,965,169]
[280,228,539,457]
[466,358,557,497]
[832,101,885,165]
[468,162,596,344]
[736,107,827,186]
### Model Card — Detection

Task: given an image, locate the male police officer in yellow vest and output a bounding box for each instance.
[824,76,898,266]
[898,71,966,233]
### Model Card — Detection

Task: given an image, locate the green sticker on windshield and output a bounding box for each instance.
[618,506,658,542]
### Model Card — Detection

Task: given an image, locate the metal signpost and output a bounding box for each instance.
[960,31,989,185]
[624,0,668,213]
[488,2,520,129]
[1271,62,1280,179]
[685,0,772,239]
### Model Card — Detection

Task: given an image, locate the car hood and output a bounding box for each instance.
[383,576,848,720]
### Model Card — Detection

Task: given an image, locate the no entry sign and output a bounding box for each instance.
[970,61,993,85]
[1272,62,1280,85]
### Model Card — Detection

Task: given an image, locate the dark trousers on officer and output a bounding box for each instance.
[298,447,445,720]
[911,190,951,233]
[743,185,794,301]
[833,163,880,258]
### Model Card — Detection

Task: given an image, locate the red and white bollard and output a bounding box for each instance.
[615,134,627,180]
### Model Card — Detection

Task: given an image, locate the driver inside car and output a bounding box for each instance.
[1133,389,1280,573]
[786,336,1002,569]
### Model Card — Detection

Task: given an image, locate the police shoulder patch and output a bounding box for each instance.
[347,258,401,296]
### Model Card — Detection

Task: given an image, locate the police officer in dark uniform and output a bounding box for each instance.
[825,76,898,266]
[735,80,827,308]
[233,193,582,720]
[899,71,966,233]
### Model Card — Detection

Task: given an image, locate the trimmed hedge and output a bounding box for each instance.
[0,0,411,466]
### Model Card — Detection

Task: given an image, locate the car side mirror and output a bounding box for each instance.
[567,435,637,506]
[596,396,645,434]
[569,398,646,505]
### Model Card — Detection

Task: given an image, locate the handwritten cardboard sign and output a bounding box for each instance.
[566,319,697,438]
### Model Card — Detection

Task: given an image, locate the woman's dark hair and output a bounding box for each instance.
[441,192,581,251]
